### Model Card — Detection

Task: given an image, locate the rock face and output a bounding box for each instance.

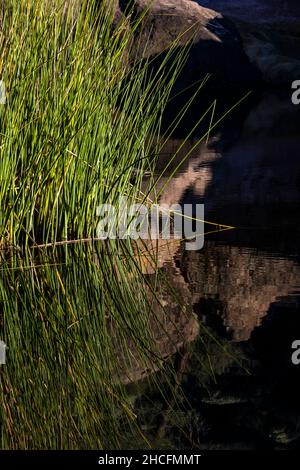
[119,0,262,94]
[121,0,234,57]
[195,0,300,84]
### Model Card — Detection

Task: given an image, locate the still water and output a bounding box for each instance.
[136,89,300,449]
[139,3,300,417]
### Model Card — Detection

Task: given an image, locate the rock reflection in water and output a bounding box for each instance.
[180,242,300,342]
[130,88,300,449]
[120,241,200,383]
[139,89,300,363]
[94,239,200,384]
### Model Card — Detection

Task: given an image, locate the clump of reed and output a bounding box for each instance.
[0,0,197,449]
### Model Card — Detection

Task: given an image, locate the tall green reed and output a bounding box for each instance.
[0,0,187,247]
[0,0,198,449]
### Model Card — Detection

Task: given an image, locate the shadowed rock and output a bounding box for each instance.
[119,0,262,95]
[196,0,300,84]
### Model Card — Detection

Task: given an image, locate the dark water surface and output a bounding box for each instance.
[137,87,300,449]
[132,2,300,449]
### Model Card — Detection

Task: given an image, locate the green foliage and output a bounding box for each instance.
[0,0,185,246]
[0,0,192,449]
